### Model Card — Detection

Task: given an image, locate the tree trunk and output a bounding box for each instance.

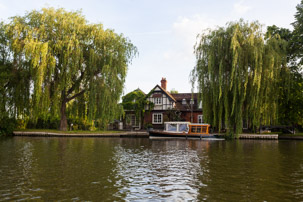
[60,100,68,131]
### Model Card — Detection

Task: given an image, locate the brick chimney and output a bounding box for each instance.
[161,77,167,90]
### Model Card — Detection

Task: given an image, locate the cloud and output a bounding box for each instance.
[0,2,6,10]
[233,1,251,15]
[162,14,217,62]
[173,15,216,46]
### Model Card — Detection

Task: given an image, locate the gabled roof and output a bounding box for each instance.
[133,88,145,95]
[147,85,176,102]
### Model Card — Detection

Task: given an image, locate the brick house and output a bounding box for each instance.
[143,78,203,130]
[123,78,204,130]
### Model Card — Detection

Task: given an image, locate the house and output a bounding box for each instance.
[122,78,204,130]
[144,78,203,129]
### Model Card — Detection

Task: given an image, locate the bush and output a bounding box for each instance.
[27,117,60,130]
[0,117,17,136]
[144,123,153,129]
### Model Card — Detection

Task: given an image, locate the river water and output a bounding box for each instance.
[0,137,303,201]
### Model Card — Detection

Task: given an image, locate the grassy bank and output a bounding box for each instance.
[15,129,122,134]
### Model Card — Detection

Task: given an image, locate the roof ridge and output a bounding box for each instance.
[156,85,176,102]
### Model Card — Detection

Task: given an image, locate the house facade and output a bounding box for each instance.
[144,78,203,129]
[122,78,204,130]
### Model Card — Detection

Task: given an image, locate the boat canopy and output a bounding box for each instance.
[164,122,190,133]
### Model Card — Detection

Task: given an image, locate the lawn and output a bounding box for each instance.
[15,129,122,134]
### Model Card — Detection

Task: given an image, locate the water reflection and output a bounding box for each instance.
[1,138,303,201]
[113,140,211,201]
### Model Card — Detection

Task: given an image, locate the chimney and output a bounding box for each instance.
[161,77,167,90]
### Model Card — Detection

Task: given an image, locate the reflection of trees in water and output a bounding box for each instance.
[19,142,35,180]
[113,140,211,201]
[198,140,303,201]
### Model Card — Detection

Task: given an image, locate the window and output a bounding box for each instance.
[127,114,139,127]
[198,101,202,109]
[179,124,189,132]
[152,113,163,124]
[190,99,194,105]
[155,98,162,105]
[167,123,177,131]
[198,115,203,123]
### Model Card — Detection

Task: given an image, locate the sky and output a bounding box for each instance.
[0,0,300,95]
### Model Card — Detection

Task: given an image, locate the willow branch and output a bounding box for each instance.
[66,89,86,102]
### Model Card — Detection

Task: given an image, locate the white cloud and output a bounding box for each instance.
[0,3,6,10]
[148,15,219,93]
[173,15,216,47]
[162,15,217,63]
[233,1,251,15]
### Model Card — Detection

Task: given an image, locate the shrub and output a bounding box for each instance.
[0,117,16,136]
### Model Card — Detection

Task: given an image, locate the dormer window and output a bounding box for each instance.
[182,98,187,105]
[155,98,162,105]
[190,99,194,105]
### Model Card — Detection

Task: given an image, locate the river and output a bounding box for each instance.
[0,137,303,201]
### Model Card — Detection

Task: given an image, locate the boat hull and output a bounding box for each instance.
[149,130,224,140]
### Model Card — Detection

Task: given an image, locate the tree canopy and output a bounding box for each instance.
[191,20,287,137]
[0,7,137,130]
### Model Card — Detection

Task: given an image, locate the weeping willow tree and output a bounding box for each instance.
[4,8,137,130]
[0,21,31,120]
[191,20,287,137]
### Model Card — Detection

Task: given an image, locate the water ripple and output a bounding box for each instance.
[112,140,208,201]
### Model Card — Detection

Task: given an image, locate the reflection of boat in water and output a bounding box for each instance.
[149,122,225,140]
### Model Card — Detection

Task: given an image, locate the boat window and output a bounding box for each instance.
[179,124,188,132]
[191,126,197,133]
[167,123,177,131]
[202,126,207,133]
[196,126,202,133]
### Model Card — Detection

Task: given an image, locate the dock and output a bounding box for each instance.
[12,131,283,140]
[13,131,149,138]
[238,134,278,139]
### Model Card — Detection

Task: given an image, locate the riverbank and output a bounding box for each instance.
[13,130,149,138]
[12,130,303,140]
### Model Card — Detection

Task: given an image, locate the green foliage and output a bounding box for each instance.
[277,56,303,129]
[291,0,303,66]
[0,7,137,130]
[166,108,182,121]
[266,2,303,130]
[122,89,153,120]
[170,88,178,94]
[191,20,287,137]
[0,117,16,136]
[144,123,153,129]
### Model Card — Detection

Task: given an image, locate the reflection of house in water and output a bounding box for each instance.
[124,78,204,130]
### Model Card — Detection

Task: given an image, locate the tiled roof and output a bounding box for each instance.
[171,93,201,111]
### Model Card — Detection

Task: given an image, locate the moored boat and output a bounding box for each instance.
[149,122,224,140]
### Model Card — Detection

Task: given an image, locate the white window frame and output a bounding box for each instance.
[154,97,162,105]
[152,113,163,124]
[198,115,203,123]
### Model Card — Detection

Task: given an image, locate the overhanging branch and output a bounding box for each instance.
[66,89,86,102]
